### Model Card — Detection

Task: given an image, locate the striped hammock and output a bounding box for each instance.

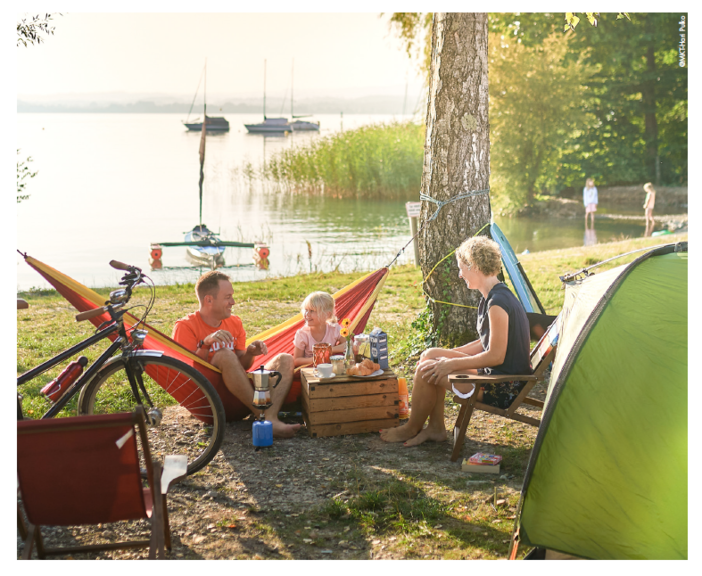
[23,256,388,421]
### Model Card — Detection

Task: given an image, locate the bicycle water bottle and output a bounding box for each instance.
[252,418,273,447]
[41,356,88,403]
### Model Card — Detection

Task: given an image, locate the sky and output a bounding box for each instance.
[16,12,426,103]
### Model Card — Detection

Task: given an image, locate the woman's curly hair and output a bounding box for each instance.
[455,236,502,277]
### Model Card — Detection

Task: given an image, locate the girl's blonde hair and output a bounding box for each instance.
[301,291,337,323]
[586,177,595,187]
[644,182,655,192]
[455,236,502,277]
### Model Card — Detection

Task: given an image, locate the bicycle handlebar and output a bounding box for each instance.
[109,260,132,271]
[76,307,107,322]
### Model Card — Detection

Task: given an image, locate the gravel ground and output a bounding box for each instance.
[17,384,546,560]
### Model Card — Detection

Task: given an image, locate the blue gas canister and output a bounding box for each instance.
[252,419,273,447]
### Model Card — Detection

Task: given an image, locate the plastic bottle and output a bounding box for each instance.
[41,356,88,403]
[397,377,410,419]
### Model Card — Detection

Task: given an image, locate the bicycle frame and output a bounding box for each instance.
[18,322,125,419]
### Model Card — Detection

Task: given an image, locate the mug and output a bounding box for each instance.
[313,343,332,367]
[317,363,334,378]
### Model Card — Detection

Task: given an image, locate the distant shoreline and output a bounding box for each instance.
[17,95,422,116]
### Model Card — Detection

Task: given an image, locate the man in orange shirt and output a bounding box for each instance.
[172,271,300,438]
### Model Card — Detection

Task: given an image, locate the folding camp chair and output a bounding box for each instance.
[17,406,187,560]
[447,320,559,462]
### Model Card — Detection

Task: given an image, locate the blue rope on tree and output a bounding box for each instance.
[419,188,490,221]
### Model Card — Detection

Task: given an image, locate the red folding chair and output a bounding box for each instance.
[17,407,187,559]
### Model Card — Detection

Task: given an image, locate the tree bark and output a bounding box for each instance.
[419,13,491,345]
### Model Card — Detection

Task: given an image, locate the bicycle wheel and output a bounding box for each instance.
[78,354,226,475]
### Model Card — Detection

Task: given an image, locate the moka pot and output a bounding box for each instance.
[251,365,282,410]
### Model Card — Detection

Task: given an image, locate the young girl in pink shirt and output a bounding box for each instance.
[293,292,345,367]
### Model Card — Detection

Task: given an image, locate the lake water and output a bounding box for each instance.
[16,113,650,291]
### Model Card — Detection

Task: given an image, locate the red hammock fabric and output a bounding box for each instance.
[23,256,388,421]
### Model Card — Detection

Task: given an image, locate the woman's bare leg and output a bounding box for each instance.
[380,348,466,444]
[380,359,439,442]
[403,384,447,446]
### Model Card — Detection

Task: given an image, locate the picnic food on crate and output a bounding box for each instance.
[346,358,380,376]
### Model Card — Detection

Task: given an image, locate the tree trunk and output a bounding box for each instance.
[419,13,491,345]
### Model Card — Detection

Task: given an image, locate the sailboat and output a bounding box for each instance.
[151,61,262,270]
[182,66,229,133]
[244,60,292,134]
[185,62,225,267]
[289,59,320,132]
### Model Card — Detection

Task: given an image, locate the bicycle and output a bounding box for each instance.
[17,260,226,476]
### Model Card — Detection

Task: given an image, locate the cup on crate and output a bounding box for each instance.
[317,363,334,379]
[313,343,332,367]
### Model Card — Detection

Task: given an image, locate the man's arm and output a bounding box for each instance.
[236,340,268,371]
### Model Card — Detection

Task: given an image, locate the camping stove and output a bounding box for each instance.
[250,365,281,448]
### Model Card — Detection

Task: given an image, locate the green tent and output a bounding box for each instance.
[513,242,688,560]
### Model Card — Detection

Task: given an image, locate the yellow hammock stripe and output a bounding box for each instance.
[28,257,387,375]
[348,268,388,334]
[27,256,221,373]
[245,268,386,345]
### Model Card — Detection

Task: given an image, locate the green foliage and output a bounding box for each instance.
[17,13,58,47]
[564,12,630,32]
[489,32,597,213]
[490,12,687,187]
[17,149,37,203]
[391,12,687,201]
[263,121,425,198]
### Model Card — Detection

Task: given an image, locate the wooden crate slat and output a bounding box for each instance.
[300,367,401,437]
[301,368,398,400]
[303,378,398,399]
[304,404,399,425]
[304,417,400,438]
[306,392,398,413]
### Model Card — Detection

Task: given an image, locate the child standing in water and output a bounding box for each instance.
[293,291,345,367]
[643,182,656,236]
[583,177,598,229]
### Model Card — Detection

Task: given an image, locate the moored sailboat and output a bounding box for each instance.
[289,59,320,132]
[245,59,292,134]
[151,61,270,271]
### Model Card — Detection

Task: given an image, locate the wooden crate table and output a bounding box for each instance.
[301,367,400,438]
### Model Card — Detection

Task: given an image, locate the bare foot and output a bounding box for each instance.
[403,426,446,447]
[380,422,421,443]
[271,420,302,438]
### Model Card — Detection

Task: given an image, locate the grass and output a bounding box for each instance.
[17,234,683,414]
[262,120,425,198]
[17,232,686,558]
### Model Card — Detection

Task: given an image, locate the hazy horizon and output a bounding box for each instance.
[17,13,425,104]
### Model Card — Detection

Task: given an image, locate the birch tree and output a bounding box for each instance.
[419,13,491,344]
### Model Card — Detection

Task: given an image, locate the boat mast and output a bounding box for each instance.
[263,59,267,120]
[198,60,207,228]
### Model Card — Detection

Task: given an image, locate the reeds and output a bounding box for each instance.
[263,121,425,198]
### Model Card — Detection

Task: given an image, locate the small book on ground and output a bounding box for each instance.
[462,452,502,474]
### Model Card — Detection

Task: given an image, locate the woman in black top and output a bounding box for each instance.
[381,236,531,446]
